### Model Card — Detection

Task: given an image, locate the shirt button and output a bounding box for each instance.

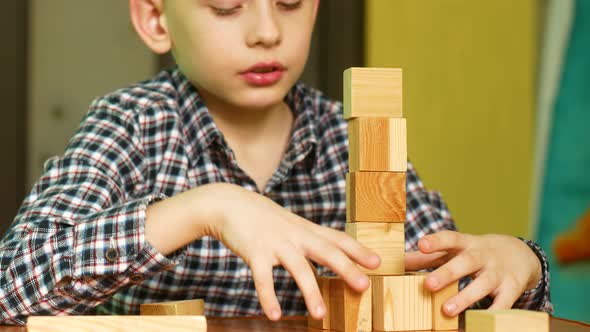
[105,248,119,262]
[129,274,145,284]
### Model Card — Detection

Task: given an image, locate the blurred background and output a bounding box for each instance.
[2,0,589,322]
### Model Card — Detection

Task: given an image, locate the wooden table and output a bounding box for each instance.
[0,316,588,331]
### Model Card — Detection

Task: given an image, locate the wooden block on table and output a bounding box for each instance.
[348,118,407,172]
[465,309,549,332]
[308,277,331,330]
[329,278,372,332]
[372,274,432,331]
[343,67,403,119]
[346,171,406,223]
[26,316,207,332]
[432,280,459,330]
[345,222,405,275]
[140,299,205,316]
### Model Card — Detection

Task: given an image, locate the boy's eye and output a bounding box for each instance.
[209,0,302,16]
[210,5,242,16]
[277,0,303,11]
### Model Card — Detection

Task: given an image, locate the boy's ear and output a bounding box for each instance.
[129,0,171,54]
[314,0,320,19]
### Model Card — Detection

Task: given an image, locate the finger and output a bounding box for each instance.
[488,280,521,310]
[419,230,471,254]
[489,293,518,310]
[250,261,282,321]
[426,250,484,292]
[320,226,381,270]
[405,250,450,271]
[441,273,498,317]
[305,240,370,293]
[278,247,326,320]
[306,220,380,270]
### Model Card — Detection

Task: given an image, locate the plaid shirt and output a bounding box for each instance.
[0,68,552,325]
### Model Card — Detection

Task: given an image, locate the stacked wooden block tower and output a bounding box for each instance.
[309,67,458,332]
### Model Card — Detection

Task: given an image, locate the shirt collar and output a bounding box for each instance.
[283,82,319,168]
[168,67,319,171]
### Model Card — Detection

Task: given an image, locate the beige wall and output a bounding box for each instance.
[27,0,157,187]
[366,0,539,236]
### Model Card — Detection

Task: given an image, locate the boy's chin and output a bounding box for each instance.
[234,89,289,111]
[237,100,285,112]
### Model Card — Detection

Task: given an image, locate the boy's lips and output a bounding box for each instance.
[240,62,286,87]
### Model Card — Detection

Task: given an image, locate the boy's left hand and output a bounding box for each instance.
[405,230,542,317]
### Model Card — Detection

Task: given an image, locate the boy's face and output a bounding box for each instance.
[163,0,319,111]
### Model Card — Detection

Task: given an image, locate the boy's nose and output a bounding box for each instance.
[246,3,282,48]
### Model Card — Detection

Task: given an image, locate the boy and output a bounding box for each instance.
[0,0,552,325]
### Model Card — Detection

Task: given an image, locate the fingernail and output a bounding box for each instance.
[316,304,325,317]
[445,303,457,315]
[270,308,281,321]
[426,276,439,289]
[359,275,370,289]
[421,239,431,251]
[372,254,381,267]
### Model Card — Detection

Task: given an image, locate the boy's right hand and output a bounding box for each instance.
[146,182,380,321]
[208,183,380,321]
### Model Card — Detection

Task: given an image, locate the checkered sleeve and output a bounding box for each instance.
[405,162,553,313]
[405,161,457,252]
[510,239,553,313]
[0,98,178,325]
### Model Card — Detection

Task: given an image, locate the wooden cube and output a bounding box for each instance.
[346,172,406,223]
[465,309,549,332]
[432,280,459,330]
[308,277,331,330]
[372,274,432,331]
[348,118,407,172]
[343,67,403,119]
[140,299,205,316]
[328,277,372,332]
[345,222,405,275]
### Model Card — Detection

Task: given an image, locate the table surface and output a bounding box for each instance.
[1,316,588,331]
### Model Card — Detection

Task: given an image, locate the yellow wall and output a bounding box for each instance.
[366,0,538,236]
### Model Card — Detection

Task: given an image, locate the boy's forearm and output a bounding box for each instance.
[1,195,176,324]
[145,183,224,255]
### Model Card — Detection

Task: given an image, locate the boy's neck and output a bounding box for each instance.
[198,90,294,191]
[199,90,293,145]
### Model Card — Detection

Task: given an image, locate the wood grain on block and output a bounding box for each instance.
[432,280,459,330]
[343,67,403,119]
[26,316,207,332]
[140,299,205,316]
[329,278,372,332]
[372,274,432,331]
[345,222,404,275]
[348,118,407,172]
[346,172,406,223]
[308,277,331,330]
[465,309,549,332]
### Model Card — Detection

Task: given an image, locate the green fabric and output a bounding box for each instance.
[537,0,590,322]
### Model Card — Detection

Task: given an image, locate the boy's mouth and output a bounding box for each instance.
[240,62,286,87]
[242,62,286,74]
